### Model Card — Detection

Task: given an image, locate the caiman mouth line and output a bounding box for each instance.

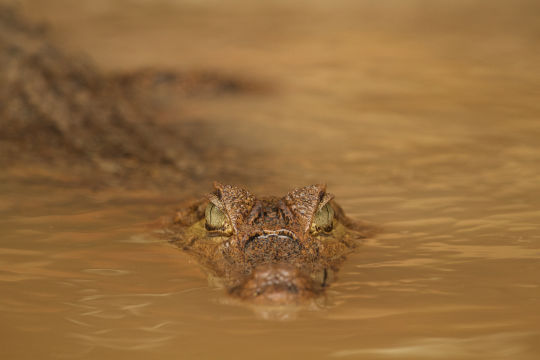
[243,229,303,264]
[244,229,300,250]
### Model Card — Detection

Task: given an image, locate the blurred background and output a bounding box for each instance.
[1,1,539,359]
[3,0,540,191]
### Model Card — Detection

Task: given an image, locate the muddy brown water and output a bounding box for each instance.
[2,0,540,359]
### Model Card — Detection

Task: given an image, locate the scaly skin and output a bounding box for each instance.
[165,182,370,305]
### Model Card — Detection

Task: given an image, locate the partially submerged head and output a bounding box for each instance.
[167,182,368,305]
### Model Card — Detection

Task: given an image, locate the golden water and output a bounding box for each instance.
[2,0,540,359]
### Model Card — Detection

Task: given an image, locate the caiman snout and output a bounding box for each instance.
[244,230,301,263]
[229,264,322,305]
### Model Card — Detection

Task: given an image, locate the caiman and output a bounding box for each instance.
[165,182,370,305]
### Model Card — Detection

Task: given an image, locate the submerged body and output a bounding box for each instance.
[166,182,370,304]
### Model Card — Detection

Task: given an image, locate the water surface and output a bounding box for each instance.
[2,0,540,359]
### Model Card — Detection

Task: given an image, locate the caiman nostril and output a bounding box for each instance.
[228,264,323,305]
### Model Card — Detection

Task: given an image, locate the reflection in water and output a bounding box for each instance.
[2,0,540,359]
[331,332,539,359]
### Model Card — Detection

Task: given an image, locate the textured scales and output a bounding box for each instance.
[285,184,334,233]
[210,182,256,233]
[165,183,370,305]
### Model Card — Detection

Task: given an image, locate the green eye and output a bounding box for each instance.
[205,203,230,232]
[311,203,334,233]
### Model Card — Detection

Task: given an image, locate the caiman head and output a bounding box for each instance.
[167,182,368,305]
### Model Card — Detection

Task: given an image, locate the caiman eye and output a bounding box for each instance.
[311,203,334,233]
[204,203,232,234]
